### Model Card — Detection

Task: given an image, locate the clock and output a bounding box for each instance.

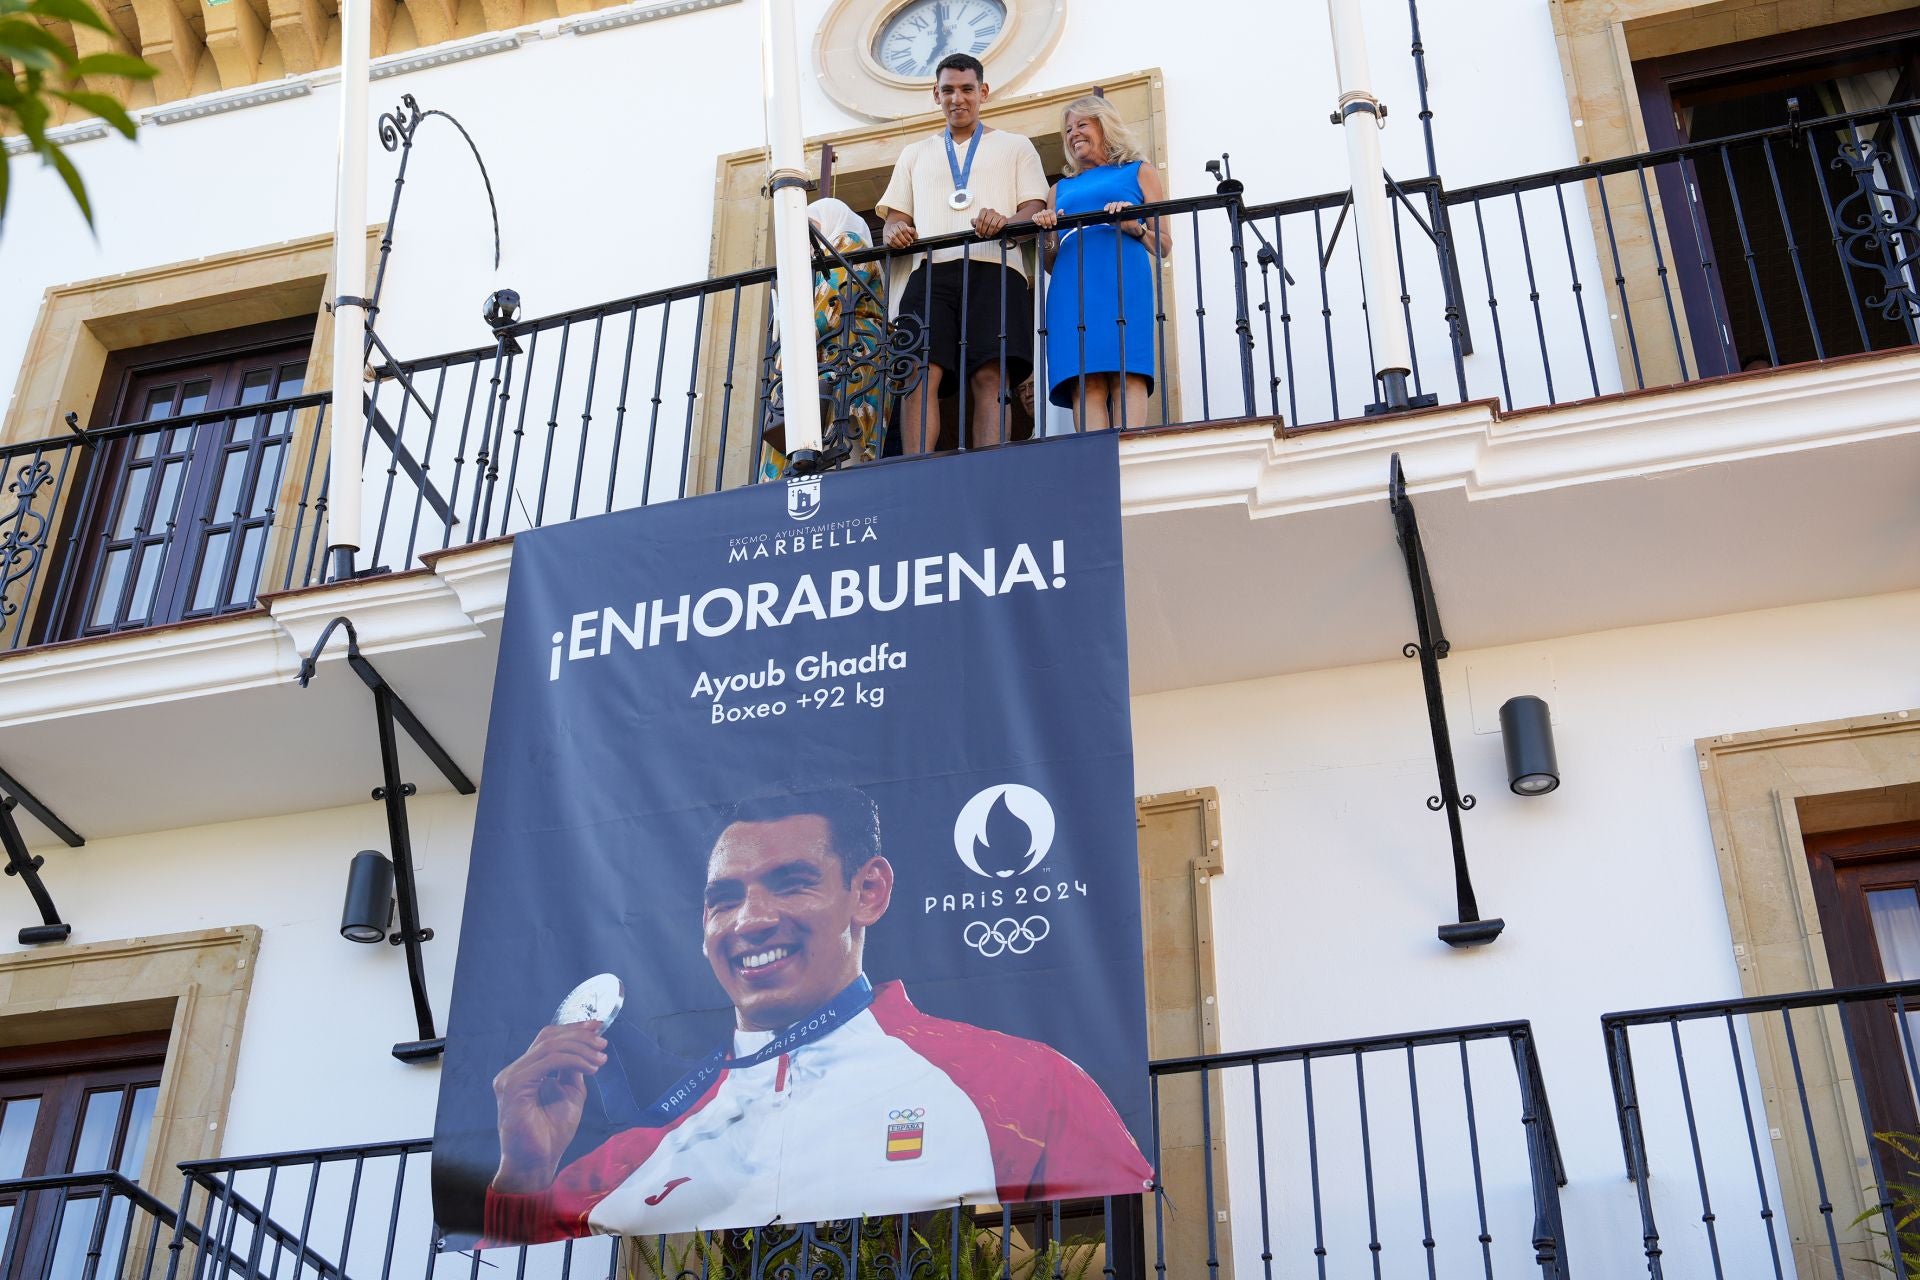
[872,0,1008,79]
[815,0,1065,122]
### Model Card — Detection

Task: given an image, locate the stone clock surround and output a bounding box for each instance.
[815,0,1066,121]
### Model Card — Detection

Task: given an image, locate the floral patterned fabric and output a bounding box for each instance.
[761,232,890,481]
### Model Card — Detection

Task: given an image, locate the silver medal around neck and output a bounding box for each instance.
[553,973,624,1030]
[948,189,973,211]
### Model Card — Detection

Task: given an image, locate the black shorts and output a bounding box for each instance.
[898,260,1033,382]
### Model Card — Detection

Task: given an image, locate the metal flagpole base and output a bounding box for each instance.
[1366,369,1439,416]
[328,547,359,583]
[786,448,823,475]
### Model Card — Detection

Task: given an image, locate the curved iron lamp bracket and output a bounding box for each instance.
[301,614,475,1060]
[1389,454,1503,948]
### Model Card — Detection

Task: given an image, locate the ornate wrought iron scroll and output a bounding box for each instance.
[0,456,59,638]
[762,229,931,473]
[1832,139,1920,325]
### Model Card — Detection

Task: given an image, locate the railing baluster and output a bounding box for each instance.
[1718,142,1778,367]
[532,322,573,527]
[1759,136,1823,361]
[1510,191,1556,404]
[570,313,607,521]
[678,292,708,500]
[641,300,673,504]
[1592,174,1647,389]
[1249,1060,1275,1280]
[1666,1017,1728,1280]
[1457,1038,1496,1280]
[1312,207,1340,423]
[1551,183,1602,396]
[1635,162,1691,381]
[401,363,457,568]
[1720,1012,1786,1279]
[1469,198,1514,408]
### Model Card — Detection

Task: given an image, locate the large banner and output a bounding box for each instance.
[431,432,1151,1243]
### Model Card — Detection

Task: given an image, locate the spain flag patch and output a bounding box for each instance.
[886,1120,925,1161]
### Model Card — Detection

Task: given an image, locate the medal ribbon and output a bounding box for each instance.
[641,975,876,1124]
[944,126,982,200]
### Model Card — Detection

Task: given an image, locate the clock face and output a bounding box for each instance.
[872,0,1008,80]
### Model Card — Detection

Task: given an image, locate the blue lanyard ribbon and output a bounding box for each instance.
[641,975,876,1124]
[944,126,982,196]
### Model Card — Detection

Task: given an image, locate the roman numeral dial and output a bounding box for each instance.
[870,0,1008,79]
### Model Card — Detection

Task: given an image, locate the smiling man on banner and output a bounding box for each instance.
[481,785,1153,1243]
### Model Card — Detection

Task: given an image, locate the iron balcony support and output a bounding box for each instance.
[0,765,81,944]
[1388,454,1503,948]
[300,615,476,1061]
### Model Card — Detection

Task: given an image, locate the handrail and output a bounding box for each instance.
[0,1169,175,1222]
[1601,976,1920,1028]
[1447,96,1920,204]
[381,191,1246,366]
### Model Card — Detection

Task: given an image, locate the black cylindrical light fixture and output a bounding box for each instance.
[341,850,396,943]
[1499,695,1560,796]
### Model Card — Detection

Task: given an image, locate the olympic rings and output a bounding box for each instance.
[888,1108,926,1120]
[962,915,1051,958]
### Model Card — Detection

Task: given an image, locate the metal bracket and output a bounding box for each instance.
[1388,455,1503,948]
[300,615,475,1060]
[0,770,80,944]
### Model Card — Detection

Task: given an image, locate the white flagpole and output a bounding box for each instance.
[761,0,823,467]
[1326,0,1416,411]
[327,0,372,579]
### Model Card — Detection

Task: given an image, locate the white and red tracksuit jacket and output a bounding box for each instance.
[483,980,1154,1242]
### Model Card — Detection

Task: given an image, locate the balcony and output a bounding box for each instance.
[10,982,1920,1279]
[0,97,1916,656]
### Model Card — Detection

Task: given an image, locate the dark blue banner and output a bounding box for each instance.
[431,433,1150,1241]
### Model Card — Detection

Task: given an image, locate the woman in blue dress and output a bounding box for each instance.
[1033,96,1173,431]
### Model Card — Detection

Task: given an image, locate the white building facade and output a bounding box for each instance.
[3,0,1920,1276]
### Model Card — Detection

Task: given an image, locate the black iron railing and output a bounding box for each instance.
[90,1018,1566,1280]
[1605,978,1920,1280]
[1,99,1916,652]
[0,395,333,651]
[0,1170,175,1280]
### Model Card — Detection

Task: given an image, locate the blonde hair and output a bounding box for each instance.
[1059,96,1144,176]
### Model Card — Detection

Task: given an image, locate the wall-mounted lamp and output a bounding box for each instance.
[483,288,521,331]
[341,850,397,943]
[1499,695,1560,796]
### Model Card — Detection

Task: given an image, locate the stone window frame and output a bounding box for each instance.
[1546,0,1918,391]
[686,70,1171,496]
[0,926,261,1205]
[2,232,378,642]
[1136,786,1229,1280]
[1697,707,1920,1279]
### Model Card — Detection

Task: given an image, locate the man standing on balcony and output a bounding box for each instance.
[479,787,1151,1243]
[878,53,1048,455]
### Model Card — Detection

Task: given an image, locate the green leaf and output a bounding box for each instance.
[25,0,108,33]
[70,50,154,78]
[0,153,10,228]
[12,92,51,144]
[51,87,134,136]
[41,137,92,228]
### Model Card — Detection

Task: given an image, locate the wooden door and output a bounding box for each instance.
[56,339,309,639]
[0,1033,166,1280]
[1806,821,1920,1155]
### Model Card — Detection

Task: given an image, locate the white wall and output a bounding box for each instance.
[1133,587,1920,1278]
[0,789,476,1150]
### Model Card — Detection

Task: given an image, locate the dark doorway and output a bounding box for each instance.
[1805,821,1920,1163]
[45,319,315,643]
[1635,13,1920,374]
[0,1032,166,1280]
